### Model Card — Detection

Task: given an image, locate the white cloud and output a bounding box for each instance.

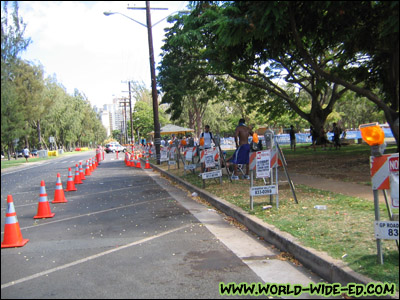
[18,1,188,107]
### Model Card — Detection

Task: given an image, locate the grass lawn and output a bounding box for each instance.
[1,150,93,170]
[152,143,399,289]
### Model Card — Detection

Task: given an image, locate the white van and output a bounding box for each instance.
[105,143,126,153]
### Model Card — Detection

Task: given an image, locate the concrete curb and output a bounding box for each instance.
[147,162,398,299]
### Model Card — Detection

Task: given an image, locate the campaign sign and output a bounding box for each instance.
[374,221,399,240]
[250,185,277,196]
[389,156,399,173]
[390,173,399,209]
[185,150,193,161]
[184,164,197,170]
[256,150,271,178]
[169,147,177,160]
[160,149,168,162]
[204,148,215,168]
[201,170,222,180]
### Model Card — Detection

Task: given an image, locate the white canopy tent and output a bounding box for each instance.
[149,124,194,136]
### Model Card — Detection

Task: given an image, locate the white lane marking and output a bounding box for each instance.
[17,197,172,231]
[1,183,160,211]
[1,224,190,289]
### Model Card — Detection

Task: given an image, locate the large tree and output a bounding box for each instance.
[1,1,31,157]
[158,9,226,136]
[160,1,398,148]
[208,1,398,147]
[160,3,349,142]
[288,1,398,148]
[13,60,46,148]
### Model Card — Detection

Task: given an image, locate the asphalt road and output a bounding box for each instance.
[1,152,325,299]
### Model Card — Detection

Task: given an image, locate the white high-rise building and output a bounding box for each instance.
[97,98,131,139]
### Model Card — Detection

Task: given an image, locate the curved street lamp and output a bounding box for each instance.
[103,11,147,28]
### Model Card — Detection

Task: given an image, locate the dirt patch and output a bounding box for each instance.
[285,151,371,184]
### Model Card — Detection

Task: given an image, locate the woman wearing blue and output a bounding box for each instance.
[232,119,253,180]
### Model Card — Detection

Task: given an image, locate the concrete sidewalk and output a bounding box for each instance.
[286,172,375,201]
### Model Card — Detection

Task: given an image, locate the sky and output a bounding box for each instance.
[17,1,189,108]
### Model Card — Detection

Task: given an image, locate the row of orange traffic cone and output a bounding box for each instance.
[1,156,101,248]
[124,152,151,170]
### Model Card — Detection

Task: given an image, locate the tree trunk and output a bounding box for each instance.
[37,120,42,149]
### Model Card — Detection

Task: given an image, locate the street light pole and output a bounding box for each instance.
[128,81,134,146]
[145,1,161,165]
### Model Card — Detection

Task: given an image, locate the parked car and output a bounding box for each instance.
[15,150,24,158]
[31,149,38,157]
[104,143,126,153]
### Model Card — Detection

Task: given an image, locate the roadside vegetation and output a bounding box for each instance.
[152,143,399,289]
[0,149,91,170]
[2,0,398,293]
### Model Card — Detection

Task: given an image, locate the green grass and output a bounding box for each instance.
[153,144,399,289]
[280,143,398,158]
[1,150,93,170]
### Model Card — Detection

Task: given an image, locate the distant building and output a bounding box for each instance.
[94,98,133,139]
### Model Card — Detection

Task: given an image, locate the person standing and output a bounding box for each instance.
[309,126,317,151]
[289,125,296,151]
[23,146,30,162]
[200,125,213,150]
[232,119,253,180]
[331,122,341,150]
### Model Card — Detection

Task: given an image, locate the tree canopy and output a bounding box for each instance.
[1,2,107,157]
[158,1,399,148]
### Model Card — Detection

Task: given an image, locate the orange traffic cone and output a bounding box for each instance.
[144,157,151,169]
[79,161,86,180]
[74,164,83,184]
[125,152,130,166]
[52,173,68,203]
[65,167,77,191]
[1,195,29,248]
[88,158,93,172]
[135,155,142,168]
[85,160,91,176]
[130,153,135,167]
[34,181,55,219]
[91,157,96,171]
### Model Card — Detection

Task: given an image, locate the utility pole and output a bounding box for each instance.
[146,1,161,164]
[128,81,134,146]
[127,1,167,165]
[121,81,135,147]
[119,98,130,144]
[107,3,186,164]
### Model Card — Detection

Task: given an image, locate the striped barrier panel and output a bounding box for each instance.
[200,148,219,163]
[249,149,281,171]
[370,153,398,190]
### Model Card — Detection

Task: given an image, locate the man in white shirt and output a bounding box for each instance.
[23,146,30,162]
[201,125,213,149]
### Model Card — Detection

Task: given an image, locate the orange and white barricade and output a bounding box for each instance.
[200,148,219,163]
[184,147,197,161]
